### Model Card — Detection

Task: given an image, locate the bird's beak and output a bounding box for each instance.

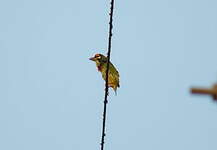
[89,57,95,61]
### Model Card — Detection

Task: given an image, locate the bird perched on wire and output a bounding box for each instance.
[89,53,120,95]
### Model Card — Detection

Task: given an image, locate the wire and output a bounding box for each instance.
[100,0,115,150]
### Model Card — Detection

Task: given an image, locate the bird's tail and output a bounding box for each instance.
[113,87,117,96]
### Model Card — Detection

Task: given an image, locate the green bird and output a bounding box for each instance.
[89,53,120,94]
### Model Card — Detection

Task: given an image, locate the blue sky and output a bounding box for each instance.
[1,0,217,150]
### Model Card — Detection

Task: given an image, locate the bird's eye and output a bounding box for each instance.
[95,54,101,59]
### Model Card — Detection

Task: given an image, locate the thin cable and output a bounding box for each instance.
[100,0,115,150]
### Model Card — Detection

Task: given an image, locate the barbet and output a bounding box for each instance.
[89,54,120,94]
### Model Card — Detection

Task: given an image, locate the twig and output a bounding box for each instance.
[100,0,115,150]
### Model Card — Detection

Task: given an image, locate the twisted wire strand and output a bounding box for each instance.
[100,0,115,150]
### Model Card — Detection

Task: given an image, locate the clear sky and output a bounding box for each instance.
[1,0,217,150]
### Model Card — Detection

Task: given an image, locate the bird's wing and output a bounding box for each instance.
[109,63,120,87]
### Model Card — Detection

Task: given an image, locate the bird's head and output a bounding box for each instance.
[89,54,107,64]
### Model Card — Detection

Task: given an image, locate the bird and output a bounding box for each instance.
[89,53,120,95]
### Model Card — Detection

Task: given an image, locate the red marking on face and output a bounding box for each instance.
[97,65,102,71]
[95,54,100,58]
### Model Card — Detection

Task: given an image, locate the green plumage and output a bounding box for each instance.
[89,54,120,94]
